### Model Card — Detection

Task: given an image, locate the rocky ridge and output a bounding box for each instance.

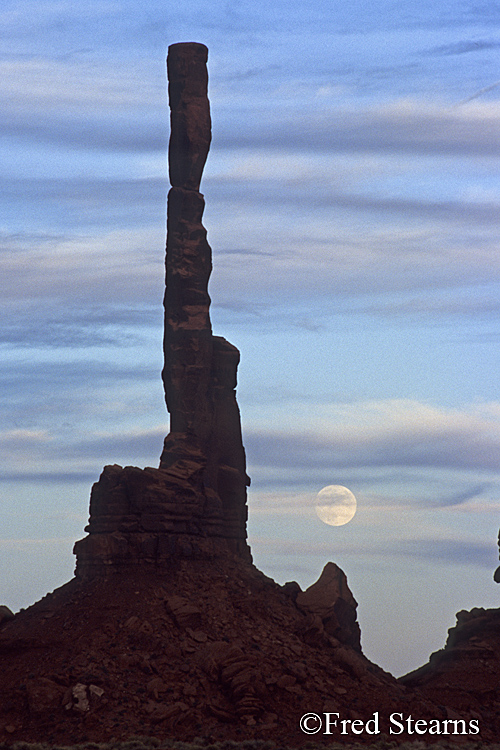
[0,562,431,745]
[400,606,500,734]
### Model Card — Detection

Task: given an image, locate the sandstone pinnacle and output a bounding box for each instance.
[74,42,250,577]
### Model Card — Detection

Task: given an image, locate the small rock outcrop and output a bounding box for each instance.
[494,527,500,582]
[295,562,361,651]
[0,605,15,626]
[74,43,250,578]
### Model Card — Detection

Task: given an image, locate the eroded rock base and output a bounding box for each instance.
[74,463,251,580]
[0,560,408,746]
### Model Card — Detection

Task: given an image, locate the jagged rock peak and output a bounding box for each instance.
[296,562,361,651]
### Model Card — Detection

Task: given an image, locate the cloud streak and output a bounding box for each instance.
[1,302,162,349]
[250,534,497,570]
[425,39,500,56]
[245,400,500,474]
[0,228,165,305]
[216,100,500,157]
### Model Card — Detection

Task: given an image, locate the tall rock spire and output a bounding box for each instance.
[160,42,250,549]
[73,43,250,578]
[161,42,214,457]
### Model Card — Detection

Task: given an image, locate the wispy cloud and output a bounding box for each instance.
[216,99,500,157]
[1,302,162,349]
[245,399,500,474]
[430,483,491,507]
[0,471,100,483]
[250,534,497,569]
[424,39,500,56]
[0,537,77,549]
[67,426,167,460]
[0,421,167,477]
[0,228,165,305]
[0,55,168,152]
[3,177,167,216]
[357,291,500,320]
[456,81,500,105]
[0,56,165,110]
[13,397,498,487]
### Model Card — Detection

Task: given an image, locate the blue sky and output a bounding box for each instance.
[2,0,500,676]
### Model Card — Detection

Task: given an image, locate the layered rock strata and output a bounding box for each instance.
[74,42,250,578]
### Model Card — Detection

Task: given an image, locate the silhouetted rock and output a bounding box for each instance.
[167,42,211,191]
[0,605,15,626]
[0,564,412,744]
[161,42,249,546]
[400,606,500,741]
[74,42,250,578]
[494,527,500,582]
[296,562,361,651]
[74,459,249,576]
[281,580,301,601]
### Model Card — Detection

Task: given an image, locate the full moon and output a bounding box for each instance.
[315,485,357,526]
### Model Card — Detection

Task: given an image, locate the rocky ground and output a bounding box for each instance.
[400,606,500,734]
[1,557,499,747]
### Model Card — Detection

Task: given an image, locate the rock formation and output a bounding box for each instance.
[399,605,500,737]
[0,605,14,626]
[74,43,250,578]
[494,527,500,582]
[295,562,361,651]
[160,42,250,552]
[0,562,410,745]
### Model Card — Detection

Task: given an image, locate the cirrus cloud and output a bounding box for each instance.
[245,399,500,474]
